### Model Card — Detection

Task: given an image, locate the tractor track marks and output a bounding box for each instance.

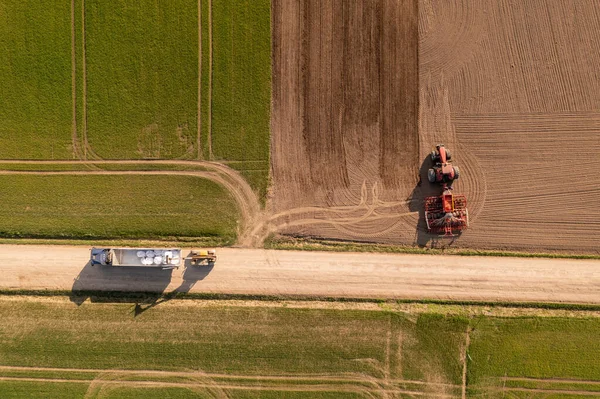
[0,376,453,398]
[248,181,418,245]
[0,365,460,398]
[419,0,485,84]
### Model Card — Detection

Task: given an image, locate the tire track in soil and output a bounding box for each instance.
[453,112,600,252]
[421,1,600,254]
[0,375,455,398]
[0,365,462,388]
[419,0,485,84]
[418,79,488,227]
[461,327,471,399]
[249,181,418,245]
[85,370,230,399]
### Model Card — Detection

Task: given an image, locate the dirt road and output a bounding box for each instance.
[1,245,598,304]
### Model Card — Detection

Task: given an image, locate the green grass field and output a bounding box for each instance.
[467,317,600,398]
[0,0,72,159]
[0,175,239,242]
[85,0,199,159]
[1,297,598,398]
[0,298,467,398]
[211,0,271,162]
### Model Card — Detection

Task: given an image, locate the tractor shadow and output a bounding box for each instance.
[69,253,215,317]
[173,255,215,293]
[408,155,460,248]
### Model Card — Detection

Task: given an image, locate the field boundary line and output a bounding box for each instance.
[207,0,213,160]
[70,0,79,160]
[81,0,88,160]
[461,326,471,399]
[197,0,202,159]
[384,315,391,381]
[0,375,454,396]
[0,365,459,387]
[78,0,101,163]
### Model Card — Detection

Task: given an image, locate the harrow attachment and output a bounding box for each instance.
[424,188,469,236]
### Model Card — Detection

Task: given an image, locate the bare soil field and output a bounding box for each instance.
[270,0,420,243]
[270,0,600,254]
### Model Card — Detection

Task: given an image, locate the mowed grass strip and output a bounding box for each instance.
[0,175,238,241]
[211,0,271,162]
[0,0,72,159]
[467,317,600,391]
[85,0,198,159]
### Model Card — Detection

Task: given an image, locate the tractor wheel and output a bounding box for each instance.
[428,168,436,183]
[453,166,460,180]
[445,150,452,161]
[430,151,438,162]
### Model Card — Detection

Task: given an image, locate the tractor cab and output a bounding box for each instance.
[428,144,460,185]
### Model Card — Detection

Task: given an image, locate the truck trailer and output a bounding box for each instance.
[90,248,182,269]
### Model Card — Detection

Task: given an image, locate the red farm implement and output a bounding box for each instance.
[424,186,469,236]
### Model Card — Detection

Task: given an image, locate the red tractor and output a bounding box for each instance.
[424,144,468,236]
[428,144,460,185]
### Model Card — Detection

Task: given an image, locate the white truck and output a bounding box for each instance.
[90,248,182,270]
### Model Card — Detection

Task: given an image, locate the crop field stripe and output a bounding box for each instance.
[197,0,202,160]
[461,326,471,399]
[208,0,213,159]
[0,376,456,397]
[70,0,78,159]
[81,0,87,160]
[0,365,460,387]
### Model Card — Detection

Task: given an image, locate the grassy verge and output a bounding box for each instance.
[4,291,600,314]
[265,236,600,260]
[0,162,209,172]
[85,0,198,159]
[0,175,239,241]
[0,0,72,159]
[0,237,232,248]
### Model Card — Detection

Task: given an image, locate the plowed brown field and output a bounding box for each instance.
[270,0,600,254]
[271,0,420,243]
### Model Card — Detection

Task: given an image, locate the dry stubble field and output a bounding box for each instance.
[270,0,600,254]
